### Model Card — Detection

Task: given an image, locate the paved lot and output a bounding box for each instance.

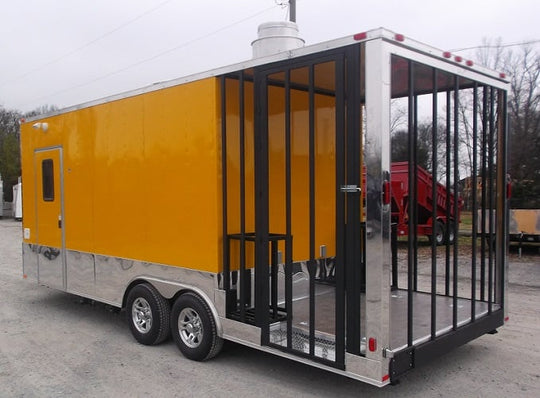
[1,218,539,397]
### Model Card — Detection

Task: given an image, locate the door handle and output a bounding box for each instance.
[58,215,62,229]
[340,184,361,193]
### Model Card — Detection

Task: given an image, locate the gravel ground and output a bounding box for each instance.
[1,218,539,397]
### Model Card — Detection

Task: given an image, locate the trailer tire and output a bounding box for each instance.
[428,221,445,246]
[170,292,223,361]
[126,283,171,346]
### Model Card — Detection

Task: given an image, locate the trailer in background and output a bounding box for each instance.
[12,180,22,220]
[20,27,509,387]
[509,209,540,243]
[390,162,462,245]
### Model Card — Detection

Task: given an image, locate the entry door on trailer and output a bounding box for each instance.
[34,147,65,290]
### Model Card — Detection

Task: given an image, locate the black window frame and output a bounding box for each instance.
[42,159,55,201]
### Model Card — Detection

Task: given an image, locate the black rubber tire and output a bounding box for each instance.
[428,221,445,246]
[170,292,223,361]
[126,283,171,345]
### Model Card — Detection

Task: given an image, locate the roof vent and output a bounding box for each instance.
[251,21,304,58]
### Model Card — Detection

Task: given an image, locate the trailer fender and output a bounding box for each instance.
[122,276,223,338]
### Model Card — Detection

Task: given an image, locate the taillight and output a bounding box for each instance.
[369,337,377,352]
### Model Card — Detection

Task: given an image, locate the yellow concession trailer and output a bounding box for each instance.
[21,28,510,386]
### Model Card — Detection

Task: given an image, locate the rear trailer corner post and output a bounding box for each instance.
[363,37,393,383]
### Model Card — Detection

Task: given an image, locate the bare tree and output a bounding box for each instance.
[454,40,540,208]
[504,44,540,207]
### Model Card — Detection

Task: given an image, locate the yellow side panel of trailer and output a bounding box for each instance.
[22,78,223,273]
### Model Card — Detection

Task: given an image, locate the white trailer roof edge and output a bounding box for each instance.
[25,27,509,122]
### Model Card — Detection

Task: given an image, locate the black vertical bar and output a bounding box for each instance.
[334,55,345,365]
[413,92,419,292]
[498,89,508,310]
[480,87,488,301]
[391,223,398,290]
[445,89,451,296]
[284,69,293,349]
[254,72,270,343]
[308,63,316,356]
[430,68,438,339]
[271,240,278,318]
[407,60,415,347]
[220,76,230,295]
[239,72,246,322]
[488,87,495,313]
[471,83,478,321]
[453,76,459,330]
[345,45,361,355]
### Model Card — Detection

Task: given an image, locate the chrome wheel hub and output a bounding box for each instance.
[132,297,153,334]
[178,307,203,348]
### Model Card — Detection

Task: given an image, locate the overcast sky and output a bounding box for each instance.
[1,0,539,113]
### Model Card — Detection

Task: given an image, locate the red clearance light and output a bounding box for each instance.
[395,33,405,42]
[500,72,507,79]
[20,118,26,123]
[454,55,463,63]
[368,337,377,352]
[354,32,367,41]
[505,316,510,322]
[23,274,27,279]
[382,374,390,382]
[443,51,452,58]
[383,181,391,205]
[466,60,474,66]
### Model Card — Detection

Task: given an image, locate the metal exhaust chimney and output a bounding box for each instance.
[251,1,303,58]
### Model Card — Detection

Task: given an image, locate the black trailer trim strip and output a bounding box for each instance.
[390,311,504,382]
